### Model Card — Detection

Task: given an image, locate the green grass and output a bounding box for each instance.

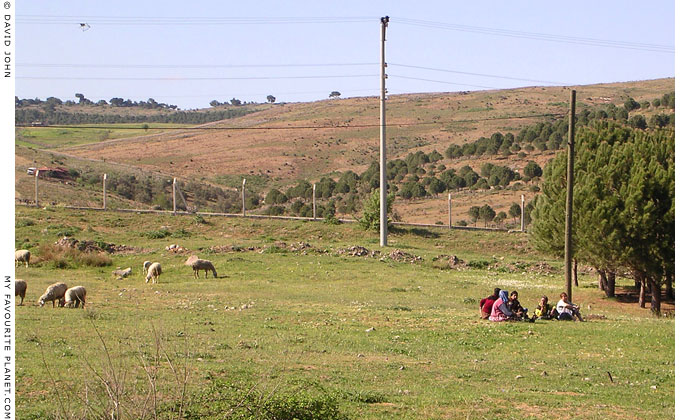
[15,206,674,419]
[15,123,192,149]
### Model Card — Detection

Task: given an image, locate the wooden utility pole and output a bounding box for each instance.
[102,173,107,210]
[520,194,525,232]
[34,170,39,207]
[242,178,246,216]
[172,178,177,215]
[380,16,389,247]
[564,90,577,300]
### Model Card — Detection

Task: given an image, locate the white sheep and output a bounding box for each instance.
[38,282,68,307]
[143,261,152,275]
[112,267,132,279]
[64,286,87,308]
[15,250,30,268]
[145,262,162,284]
[15,279,27,305]
[191,259,217,279]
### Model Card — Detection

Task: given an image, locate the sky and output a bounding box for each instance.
[13,0,675,109]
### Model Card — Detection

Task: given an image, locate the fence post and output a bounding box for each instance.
[448,193,452,229]
[312,184,317,220]
[172,178,177,215]
[102,173,107,210]
[242,178,246,216]
[34,170,39,207]
[520,194,525,232]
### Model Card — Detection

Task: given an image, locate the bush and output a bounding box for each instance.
[142,229,171,239]
[358,189,394,232]
[36,243,112,269]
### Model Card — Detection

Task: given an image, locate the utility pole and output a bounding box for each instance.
[172,178,177,215]
[102,173,107,210]
[380,16,390,247]
[448,193,452,229]
[242,178,246,216]
[313,183,317,220]
[34,170,39,207]
[520,194,525,232]
[565,90,577,300]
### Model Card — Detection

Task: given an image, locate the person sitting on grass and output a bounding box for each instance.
[533,295,557,320]
[507,290,529,320]
[489,290,517,322]
[479,287,501,319]
[556,292,585,321]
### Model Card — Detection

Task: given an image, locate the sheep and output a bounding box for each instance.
[15,280,27,305]
[38,282,68,307]
[64,286,87,308]
[191,259,217,279]
[145,262,162,284]
[15,250,30,268]
[143,261,152,276]
[112,267,132,279]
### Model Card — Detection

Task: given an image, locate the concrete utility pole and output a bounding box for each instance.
[520,194,525,232]
[172,178,177,215]
[102,174,107,210]
[380,15,390,247]
[564,90,577,300]
[34,170,39,207]
[448,193,452,229]
[242,178,246,216]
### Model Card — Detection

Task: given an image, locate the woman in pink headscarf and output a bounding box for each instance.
[489,290,516,322]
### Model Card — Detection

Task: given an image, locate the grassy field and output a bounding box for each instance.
[14,206,674,419]
[15,124,193,149]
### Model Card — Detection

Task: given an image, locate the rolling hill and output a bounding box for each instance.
[15,78,675,225]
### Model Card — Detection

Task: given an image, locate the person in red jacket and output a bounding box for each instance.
[479,288,501,319]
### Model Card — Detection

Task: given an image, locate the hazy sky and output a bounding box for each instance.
[16,1,675,109]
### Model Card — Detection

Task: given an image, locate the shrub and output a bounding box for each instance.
[142,229,171,239]
[36,243,112,269]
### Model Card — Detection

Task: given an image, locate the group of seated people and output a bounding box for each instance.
[479,288,584,322]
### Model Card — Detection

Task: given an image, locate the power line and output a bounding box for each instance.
[396,17,674,53]
[17,15,377,25]
[18,62,378,69]
[390,75,498,89]
[16,113,567,131]
[390,63,569,85]
[17,74,379,81]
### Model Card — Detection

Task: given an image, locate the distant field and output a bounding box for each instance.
[15,123,192,149]
[14,206,674,419]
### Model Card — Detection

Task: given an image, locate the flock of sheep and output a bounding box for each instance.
[15,250,88,308]
[14,249,219,308]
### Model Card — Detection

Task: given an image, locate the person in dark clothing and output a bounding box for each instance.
[479,287,501,319]
[507,290,529,320]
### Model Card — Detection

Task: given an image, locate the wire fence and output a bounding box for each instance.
[17,170,515,233]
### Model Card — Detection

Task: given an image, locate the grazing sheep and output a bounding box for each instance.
[143,261,152,275]
[64,286,87,308]
[192,259,218,279]
[112,267,132,279]
[191,259,217,279]
[15,280,27,305]
[15,250,30,268]
[145,262,162,284]
[38,282,68,307]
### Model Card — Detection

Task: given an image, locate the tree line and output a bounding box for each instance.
[530,121,674,314]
